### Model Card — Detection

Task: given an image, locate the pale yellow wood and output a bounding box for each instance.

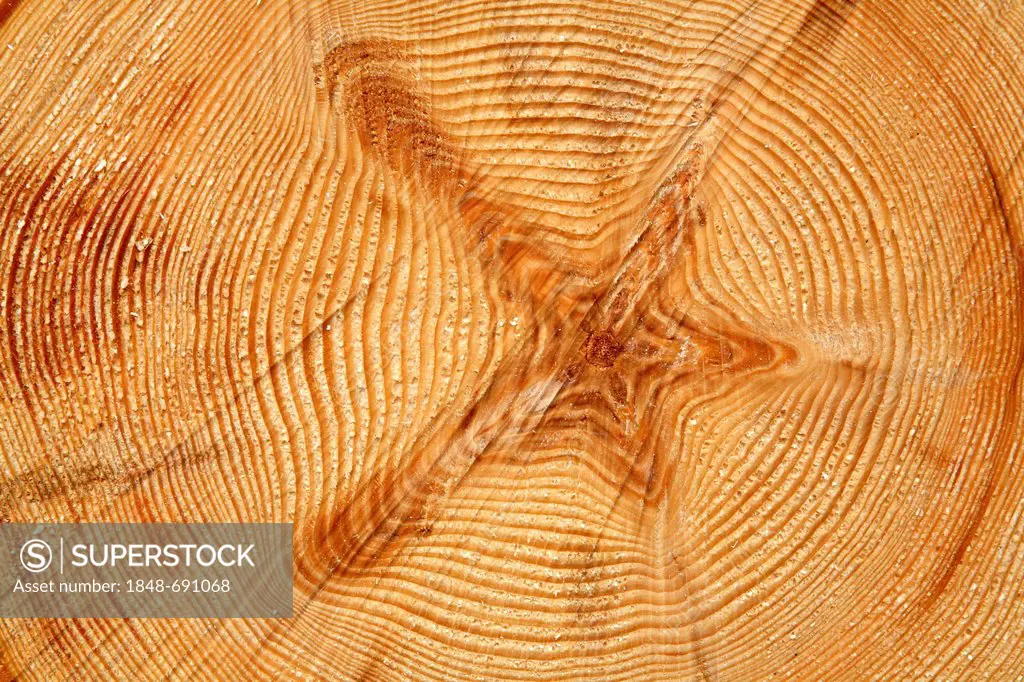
[1,0,1023,679]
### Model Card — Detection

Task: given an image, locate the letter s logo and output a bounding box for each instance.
[20,539,52,573]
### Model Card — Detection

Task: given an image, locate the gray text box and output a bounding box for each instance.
[0,524,293,618]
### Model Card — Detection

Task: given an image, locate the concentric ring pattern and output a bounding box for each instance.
[0,0,1023,679]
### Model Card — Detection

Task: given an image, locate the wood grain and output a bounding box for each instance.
[1,0,1023,679]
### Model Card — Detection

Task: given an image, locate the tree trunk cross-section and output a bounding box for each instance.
[1,0,1024,679]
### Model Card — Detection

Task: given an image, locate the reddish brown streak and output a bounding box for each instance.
[0,0,21,29]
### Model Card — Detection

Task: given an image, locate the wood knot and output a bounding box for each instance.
[584,330,623,368]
